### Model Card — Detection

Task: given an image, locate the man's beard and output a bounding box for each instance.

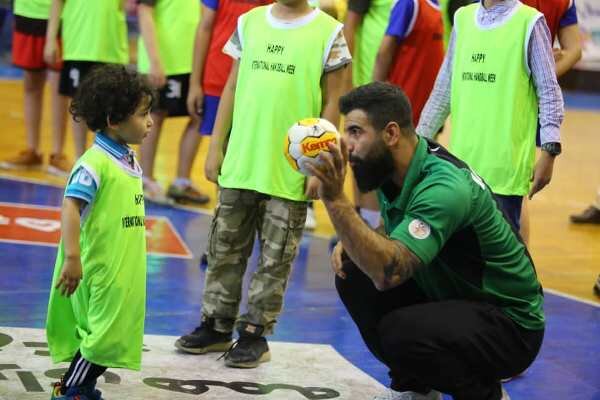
[350,143,394,193]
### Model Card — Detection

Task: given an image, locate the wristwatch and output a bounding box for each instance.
[541,142,561,157]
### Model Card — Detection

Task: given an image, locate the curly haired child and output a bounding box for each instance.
[46,65,155,400]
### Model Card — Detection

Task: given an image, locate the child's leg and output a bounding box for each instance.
[222,197,306,367]
[167,117,209,204]
[201,188,261,333]
[23,69,46,152]
[60,350,106,393]
[175,118,201,179]
[140,112,173,204]
[241,196,307,334]
[48,70,69,156]
[46,70,71,176]
[140,111,166,178]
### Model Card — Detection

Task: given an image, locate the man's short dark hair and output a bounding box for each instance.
[70,65,156,131]
[339,82,414,132]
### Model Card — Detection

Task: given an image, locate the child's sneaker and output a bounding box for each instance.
[50,380,104,400]
[0,149,43,170]
[143,177,174,205]
[221,323,270,368]
[175,318,232,354]
[47,154,73,177]
[167,182,209,205]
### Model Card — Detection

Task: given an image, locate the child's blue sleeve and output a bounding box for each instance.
[559,1,578,28]
[386,0,416,40]
[64,166,99,205]
[202,0,218,11]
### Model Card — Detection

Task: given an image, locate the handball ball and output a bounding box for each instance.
[284,118,340,176]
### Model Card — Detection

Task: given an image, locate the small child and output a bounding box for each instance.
[44,0,130,157]
[46,65,155,400]
[137,0,210,205]
[0,0,70,175]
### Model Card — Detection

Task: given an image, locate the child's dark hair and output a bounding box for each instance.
[70,65,156,131]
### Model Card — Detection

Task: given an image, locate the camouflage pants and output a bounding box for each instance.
[201,188,307,335]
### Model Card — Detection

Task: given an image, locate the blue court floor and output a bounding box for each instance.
[0,176,598,399]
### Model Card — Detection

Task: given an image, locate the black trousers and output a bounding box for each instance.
[62,350,107,392]
[336,261,544,400]
[494,194,524,231]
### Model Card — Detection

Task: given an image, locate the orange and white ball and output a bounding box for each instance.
[284,118,340,176]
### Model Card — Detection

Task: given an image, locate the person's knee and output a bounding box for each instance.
[377,310,425,363]
[334,273,351,301]
[334,260,363,299]
[24,71,45,93]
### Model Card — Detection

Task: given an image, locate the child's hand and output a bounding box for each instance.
[305,176,321,199]
[553,48,564,62]
[56,256,83,297]
[187,86,204,121]
[149,61,166,88]
[205,150,224,183]
[44,40,59,66]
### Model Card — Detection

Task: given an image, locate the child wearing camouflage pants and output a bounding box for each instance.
[174,0,351,368]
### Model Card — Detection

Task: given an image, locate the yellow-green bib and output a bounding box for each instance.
[450,3,541,196]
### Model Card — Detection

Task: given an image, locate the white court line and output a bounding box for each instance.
[0,174,218,215]
[2,177,599,307]
[0,201,193,260]
[161,216,194,258]
[544,287,600,308]
[0,175,336,239]
[0,238,193,260]
[0,201,60,211]
[0,172,65,188]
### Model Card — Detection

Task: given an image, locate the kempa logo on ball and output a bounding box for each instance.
[302,137,338,153]
[408,219,431,240]
[284,118,340,176]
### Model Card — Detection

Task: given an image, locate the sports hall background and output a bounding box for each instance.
[0,1,598,399]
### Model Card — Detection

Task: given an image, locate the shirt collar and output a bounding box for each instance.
[95,131,132,160]
[478,0,518,25]
[378,136,428,211]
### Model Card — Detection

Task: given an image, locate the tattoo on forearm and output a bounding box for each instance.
[382,243,421,288]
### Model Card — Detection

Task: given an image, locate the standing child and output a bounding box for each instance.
[1,0,70,175]
[46,65,154,400]
[187,0,272,136]
[342,0,394,233]
[137,0,210,205]
[519,0,581,245]
[44,0,130,158]
[417,0,564,231]
[175,0,351,368]
[373,0,445,126]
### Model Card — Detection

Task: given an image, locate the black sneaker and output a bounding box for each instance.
[220,335,271,368]
[174,320,232,354]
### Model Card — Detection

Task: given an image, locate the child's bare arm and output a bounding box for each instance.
[188,4,217,117]
[138,3,166,88]
[205,59,239,183]
[56,197,85,297]
[321,66,346,127]
[373,35,398,82]
[44,0,64,65]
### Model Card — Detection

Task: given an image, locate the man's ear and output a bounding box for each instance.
[382,121,401,146]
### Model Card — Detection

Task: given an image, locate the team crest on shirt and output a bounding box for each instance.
[408,219,431,240]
